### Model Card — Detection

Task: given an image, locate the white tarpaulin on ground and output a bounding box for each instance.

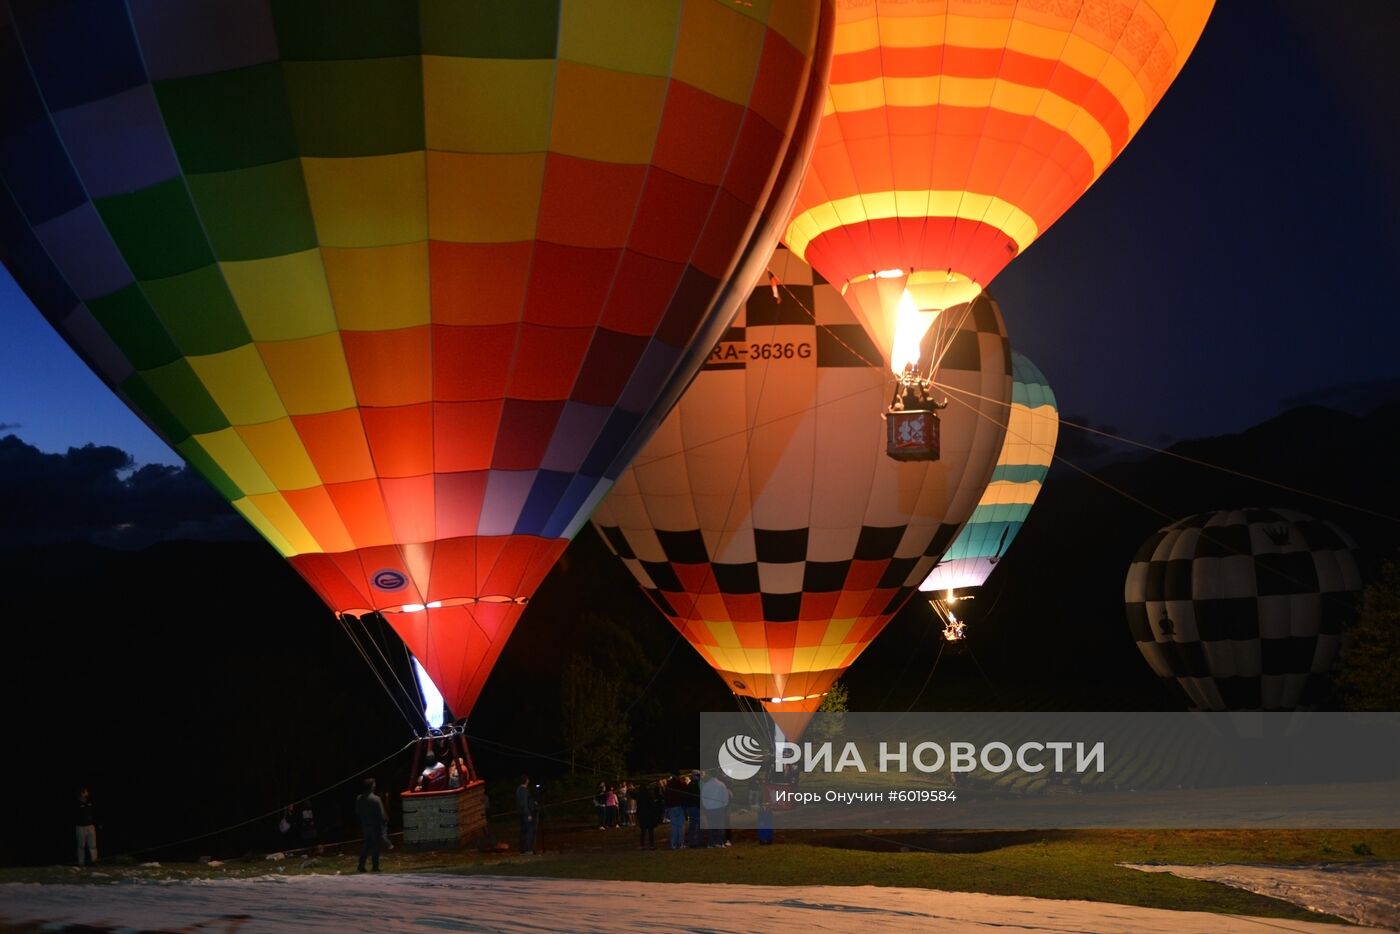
[0,872,1353,933]
[1125,862,1400,931]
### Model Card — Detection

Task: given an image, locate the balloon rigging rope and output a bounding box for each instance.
[923,301,977,383]
[773,267,1393,525]
[115,736,419,860]
[355,613,425,726]
[865,638,949,744]
[337,615,424,734]
[936,380,1399,524]
[940,388,1359,600]
[908,639,948,712]
[872,600,940,711]
[338,616,412,726]
[964,642,1004,704]
[768,271,884,370]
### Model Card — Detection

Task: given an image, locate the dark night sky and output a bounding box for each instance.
[1,1,1398,466]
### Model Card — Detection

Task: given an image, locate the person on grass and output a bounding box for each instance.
[633,782,661,850]
[516,775,538,855]
[664,771,686,848]
[355,779,389,873]
[74,788,97,867]
[701,772,732,848]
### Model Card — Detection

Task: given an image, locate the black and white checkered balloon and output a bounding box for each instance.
[1124,508,1361,710]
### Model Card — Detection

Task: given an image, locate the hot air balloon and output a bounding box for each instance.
[0,0,832,723]
[785,0,1212,418]
[920,351,1058,640]
[592,247,1011,738]
[1125,509,1362,711]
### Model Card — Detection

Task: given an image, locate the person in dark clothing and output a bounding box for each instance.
[355,778,388,872]
[74,788,97,866]
[633,782,661,850]
[296,800,317,851]
[592,781,608,830]
[663,772,686,848]
[516,775,538,854]
[276,804,297,850]
[682,772,702,849]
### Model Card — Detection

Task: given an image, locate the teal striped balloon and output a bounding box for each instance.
[921,351,1058,596]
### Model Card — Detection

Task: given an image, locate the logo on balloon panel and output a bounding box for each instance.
[371,569,408,592]
[717,734,765,780]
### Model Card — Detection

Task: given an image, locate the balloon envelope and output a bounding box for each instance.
[0,0,831,716]
[921,351,1057,595]
[785,0,1213,369]
[1124,508,1362,711]
[592,247,1012,734]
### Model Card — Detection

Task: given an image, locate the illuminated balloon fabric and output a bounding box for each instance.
[0,0,830,716]
[1124,509,1361,711]
[784,0,1213,367]
[920,351,1057,594]
[591,247,1012,728]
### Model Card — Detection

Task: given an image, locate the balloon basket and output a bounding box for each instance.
[886,409,941,461]
[401,781,487,847]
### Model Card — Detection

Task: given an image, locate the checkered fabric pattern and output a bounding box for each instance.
[1124,508,1362,711]
[0,0,830,716]
[593,247,1012,707]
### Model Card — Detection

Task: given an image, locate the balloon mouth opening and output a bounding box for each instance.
[841,269,983,374]
[339,594,530,617]
[759,692,827,705]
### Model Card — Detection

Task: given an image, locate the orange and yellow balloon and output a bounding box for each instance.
[786,0,1213,374]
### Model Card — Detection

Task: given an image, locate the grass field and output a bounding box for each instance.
[4,823,1396,926]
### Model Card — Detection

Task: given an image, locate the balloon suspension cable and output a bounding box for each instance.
[889,295,975,413]
[934,379,1400,525]
[937,386,1353,602]
[928,594,967,643]
[357,613,429,721]
[119,735,418,860]
[872,595,942,711]
[336,613,427,735]
[870,636,951,743]
[921,300,977,383]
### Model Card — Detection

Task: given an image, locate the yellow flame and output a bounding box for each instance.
[891,288,937,375]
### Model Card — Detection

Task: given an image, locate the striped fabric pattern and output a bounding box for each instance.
[0,0,829,715]
[785,0,1212,299]
[921,350,1057,594]
[592,247,1011,722]
[1124,508,1362,711]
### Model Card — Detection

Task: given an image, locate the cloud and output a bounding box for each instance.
[0,422,19,431]
[0,433,255,548]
